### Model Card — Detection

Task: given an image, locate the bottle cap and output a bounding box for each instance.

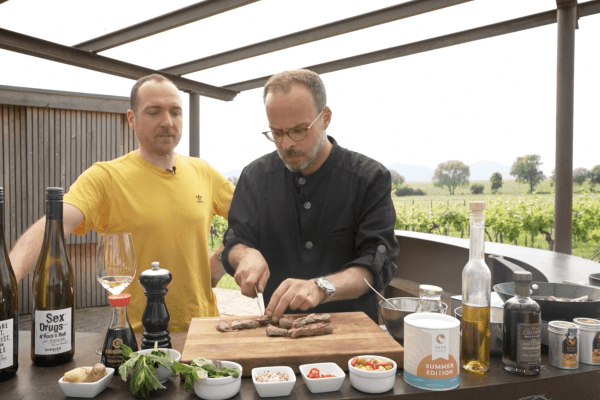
[419,284,443,296]
[46,187,64,200]
[469,201,486,214]
[513,271,532,284]
[108,293,131,307]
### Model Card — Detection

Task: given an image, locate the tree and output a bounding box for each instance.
[470,183,484,195]
[573,168,590,187]
[589,165,600,191]
[432,160,470,195]
[389,169,405,186]
[510,155,546,193]
[490,172,503,194]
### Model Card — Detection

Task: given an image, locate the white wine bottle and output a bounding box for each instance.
[31,187,75,366]
[0,188,18,380]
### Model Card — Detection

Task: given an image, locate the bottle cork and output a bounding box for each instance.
[469,201,486,214]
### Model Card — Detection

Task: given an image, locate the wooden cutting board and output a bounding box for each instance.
[181,312,403,377]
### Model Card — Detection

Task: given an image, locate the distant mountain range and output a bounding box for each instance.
[387,160,513,183]
[221,161,513,183]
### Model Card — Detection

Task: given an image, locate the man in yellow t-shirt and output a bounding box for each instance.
[10,74,234,332]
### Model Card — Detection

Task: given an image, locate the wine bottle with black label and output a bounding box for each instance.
[502,270,541,375]
[0,188,18,380]
[31,187,75,366]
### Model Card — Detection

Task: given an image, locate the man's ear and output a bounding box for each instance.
[127,109,135,129]
[322,106,332,130]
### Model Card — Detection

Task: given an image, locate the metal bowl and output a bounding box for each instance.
[379,297,447,345]
[454,306,504,356]
[589,273,600,287]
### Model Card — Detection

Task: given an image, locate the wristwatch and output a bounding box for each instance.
[315,277,336,303]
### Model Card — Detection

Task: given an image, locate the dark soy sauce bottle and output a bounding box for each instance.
[101,294,138,368]
[502,271,542,375]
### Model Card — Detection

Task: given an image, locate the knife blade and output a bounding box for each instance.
[254,285,264,315]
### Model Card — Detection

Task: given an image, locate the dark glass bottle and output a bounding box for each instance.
[502,271,541,375]
[0,188,18,380]
[102,294,138,369]
[31,187,75,366]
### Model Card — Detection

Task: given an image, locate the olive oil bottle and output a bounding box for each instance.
[461,201,491,374]
[31,188,75,366]
[0,188,18,380]
[502,271,541,375]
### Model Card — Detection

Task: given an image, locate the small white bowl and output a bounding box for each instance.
[348,355,397,394]
[58,367,115,398]
[299,362,345,393]
[252,366,296,398]
[136,348,181,383]
[194,361,242,400]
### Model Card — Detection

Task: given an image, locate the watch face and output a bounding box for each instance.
[319,278,334,291]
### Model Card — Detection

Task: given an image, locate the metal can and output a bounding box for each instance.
[403,313,460,391]
[548,321,580,370]
[572,318,600,365]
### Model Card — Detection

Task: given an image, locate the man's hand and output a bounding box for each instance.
[231,246,270,298]
[265,278,325,323]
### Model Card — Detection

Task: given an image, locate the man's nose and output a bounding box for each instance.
[280,132,295,149]
[159,112,174,127]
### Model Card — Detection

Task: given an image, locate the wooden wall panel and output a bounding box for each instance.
[0,104,135,314]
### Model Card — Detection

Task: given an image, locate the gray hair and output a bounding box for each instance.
[263,69,326,112]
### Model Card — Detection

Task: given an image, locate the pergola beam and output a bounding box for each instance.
[73,0,260,53]
[223,0,600,92]
[0,28,237,101]
[161,0,473,75]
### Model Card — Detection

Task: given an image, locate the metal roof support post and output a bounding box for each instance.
[554,0,577,254]
[189,92,200,158]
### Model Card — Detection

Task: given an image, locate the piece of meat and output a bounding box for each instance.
[231,319,260,330]
[291,313,331,329]
[288,322,333,339]
[278,317,296,329]
[216,321,234,332]
[257,315,272,326]
[266,324,289,337]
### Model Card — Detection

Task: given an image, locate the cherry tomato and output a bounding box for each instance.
[350,357,358,366]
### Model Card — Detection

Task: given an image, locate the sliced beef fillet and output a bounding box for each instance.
[288,322,333,339]
[277,317,296,329]
[257,315,272,326]
[231,319,260,330]
[216,321,235,332]
[266,324,289,337]
[291,313,331,329]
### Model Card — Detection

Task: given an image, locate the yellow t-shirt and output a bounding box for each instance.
[64,151,234,332]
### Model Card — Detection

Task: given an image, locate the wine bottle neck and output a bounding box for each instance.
[45,200,63,221]
[469,215,485,260]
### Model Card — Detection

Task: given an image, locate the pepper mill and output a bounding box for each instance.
[139,261,172,349]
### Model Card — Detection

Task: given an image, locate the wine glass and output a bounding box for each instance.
[95,232,137,354]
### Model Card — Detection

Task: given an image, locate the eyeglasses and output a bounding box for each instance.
[262,109,324,143]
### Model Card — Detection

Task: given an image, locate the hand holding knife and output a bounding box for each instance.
[254,284,265,315]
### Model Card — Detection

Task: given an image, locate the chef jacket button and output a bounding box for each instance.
[304,202,311,209]
[305,241,313,249]
[299,177,306,185]
[378,244,386,253]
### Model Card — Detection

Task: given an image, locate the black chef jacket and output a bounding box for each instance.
[222,136,399,322]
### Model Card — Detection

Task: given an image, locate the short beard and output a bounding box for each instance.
[278,130,326,173]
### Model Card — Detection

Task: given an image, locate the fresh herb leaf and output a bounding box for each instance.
[118,342,168,398]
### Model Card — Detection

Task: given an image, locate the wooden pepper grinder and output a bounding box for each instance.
[139,261,172,349]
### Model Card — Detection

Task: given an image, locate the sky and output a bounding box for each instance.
[1,0,598,178]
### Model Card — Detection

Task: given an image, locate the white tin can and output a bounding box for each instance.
[403,313,460,391]
[548,321,580,370]
[573,318,600,365]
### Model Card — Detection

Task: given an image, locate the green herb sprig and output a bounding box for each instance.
[172,358,240,393]
[118,342,173,399]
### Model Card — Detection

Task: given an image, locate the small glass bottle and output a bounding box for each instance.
[461,201,491,374]
[414,285,445,314]
[502,271,541,375]
[101,293,138,369]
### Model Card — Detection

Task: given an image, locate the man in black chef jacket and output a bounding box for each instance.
[221,69,398,323]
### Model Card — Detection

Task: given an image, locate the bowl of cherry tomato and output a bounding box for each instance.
[348,355,397,394]
[299,363,345,393]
